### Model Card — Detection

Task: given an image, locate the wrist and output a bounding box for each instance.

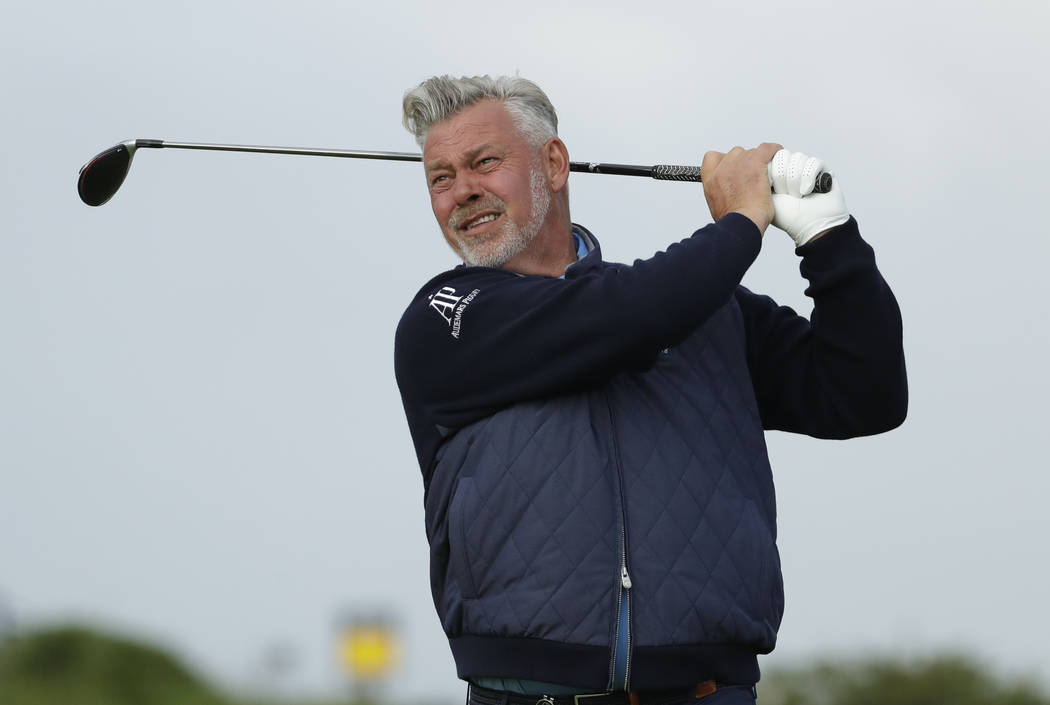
[792,212,850,247]
[795,216,859,255]
[731,207,771,235]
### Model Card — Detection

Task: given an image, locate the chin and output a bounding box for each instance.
[458,228,531,268]
[462,244,514,268]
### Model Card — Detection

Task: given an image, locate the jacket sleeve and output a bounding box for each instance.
[396,213,762,429]
[738,217,908,438]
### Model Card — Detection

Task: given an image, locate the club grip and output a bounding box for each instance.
[651,164,702,182]
[651,164,833,193]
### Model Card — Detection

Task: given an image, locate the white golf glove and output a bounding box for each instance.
[769,149,849,247]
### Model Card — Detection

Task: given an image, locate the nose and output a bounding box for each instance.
[452,170,483,205]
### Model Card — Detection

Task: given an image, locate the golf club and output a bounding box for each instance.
[77,138,833,207]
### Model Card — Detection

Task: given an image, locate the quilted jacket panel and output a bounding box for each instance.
[424,296,781,655]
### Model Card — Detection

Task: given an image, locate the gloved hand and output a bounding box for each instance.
[769,149,849,247]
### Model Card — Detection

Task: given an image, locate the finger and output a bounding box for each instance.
[723,146,746,167]
[701,150,725,179]
[756,142,783,162]
[769,149,790,194]
[786,151,808,197]
[798,155,824,196]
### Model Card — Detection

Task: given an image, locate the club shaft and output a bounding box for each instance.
[141,139,423,162]
[136,139,701,182]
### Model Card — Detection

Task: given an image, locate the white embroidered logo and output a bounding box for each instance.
[428,286,481,339]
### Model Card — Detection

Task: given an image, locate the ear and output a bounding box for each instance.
[543,138,570,193]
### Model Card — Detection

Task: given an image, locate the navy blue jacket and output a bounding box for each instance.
[394,214,907,690]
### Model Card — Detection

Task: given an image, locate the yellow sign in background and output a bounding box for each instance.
[338,621,398,681]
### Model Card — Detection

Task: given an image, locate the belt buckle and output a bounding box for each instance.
[573,693,613,705]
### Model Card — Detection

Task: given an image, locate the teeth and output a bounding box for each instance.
[467,214,498,228]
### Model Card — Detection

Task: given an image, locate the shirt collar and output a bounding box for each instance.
[572,229,591,260]
[562,223,602,278]
[560,226,594,279]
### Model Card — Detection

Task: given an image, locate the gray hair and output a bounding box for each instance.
[402,75,558,149]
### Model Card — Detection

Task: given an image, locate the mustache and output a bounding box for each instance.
[448,196,506,231]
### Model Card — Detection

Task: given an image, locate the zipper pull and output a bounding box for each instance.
[621,565,632,589]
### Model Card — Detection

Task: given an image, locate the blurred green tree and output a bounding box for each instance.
[0,624,227,705]
[759,654,1048,705]
[3,625,1047,705]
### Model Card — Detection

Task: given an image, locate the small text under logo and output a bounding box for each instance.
[428,286,481,339]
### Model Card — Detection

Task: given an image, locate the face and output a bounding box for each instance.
[423,100,551,268]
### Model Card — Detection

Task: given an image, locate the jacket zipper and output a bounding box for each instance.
[605,395,632,691]
[612,563,632,690]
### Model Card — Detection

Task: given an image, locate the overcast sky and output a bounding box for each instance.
[2,0,1048,700]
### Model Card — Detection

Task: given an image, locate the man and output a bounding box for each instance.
[394,75,907,705]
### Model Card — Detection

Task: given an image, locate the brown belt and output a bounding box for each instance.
[468,681,720,705]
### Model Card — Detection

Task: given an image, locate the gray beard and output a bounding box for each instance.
[449,167,552,268]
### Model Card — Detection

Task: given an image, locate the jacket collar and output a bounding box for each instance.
[449,222,603,277]
[565,223,603,277]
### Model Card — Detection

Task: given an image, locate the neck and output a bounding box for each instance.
[501,200,575,277]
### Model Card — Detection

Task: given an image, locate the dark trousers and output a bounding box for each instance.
[467,685,757,705]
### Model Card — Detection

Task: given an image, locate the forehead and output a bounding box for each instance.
[423,100,526,166]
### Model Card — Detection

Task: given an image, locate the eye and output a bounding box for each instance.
[477,156,498,168]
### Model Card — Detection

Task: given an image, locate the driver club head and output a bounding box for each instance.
[78,140,138,206]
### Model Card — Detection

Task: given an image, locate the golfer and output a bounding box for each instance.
[394,75,907,705]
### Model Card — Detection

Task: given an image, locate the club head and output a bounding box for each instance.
[78,140,137,206]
